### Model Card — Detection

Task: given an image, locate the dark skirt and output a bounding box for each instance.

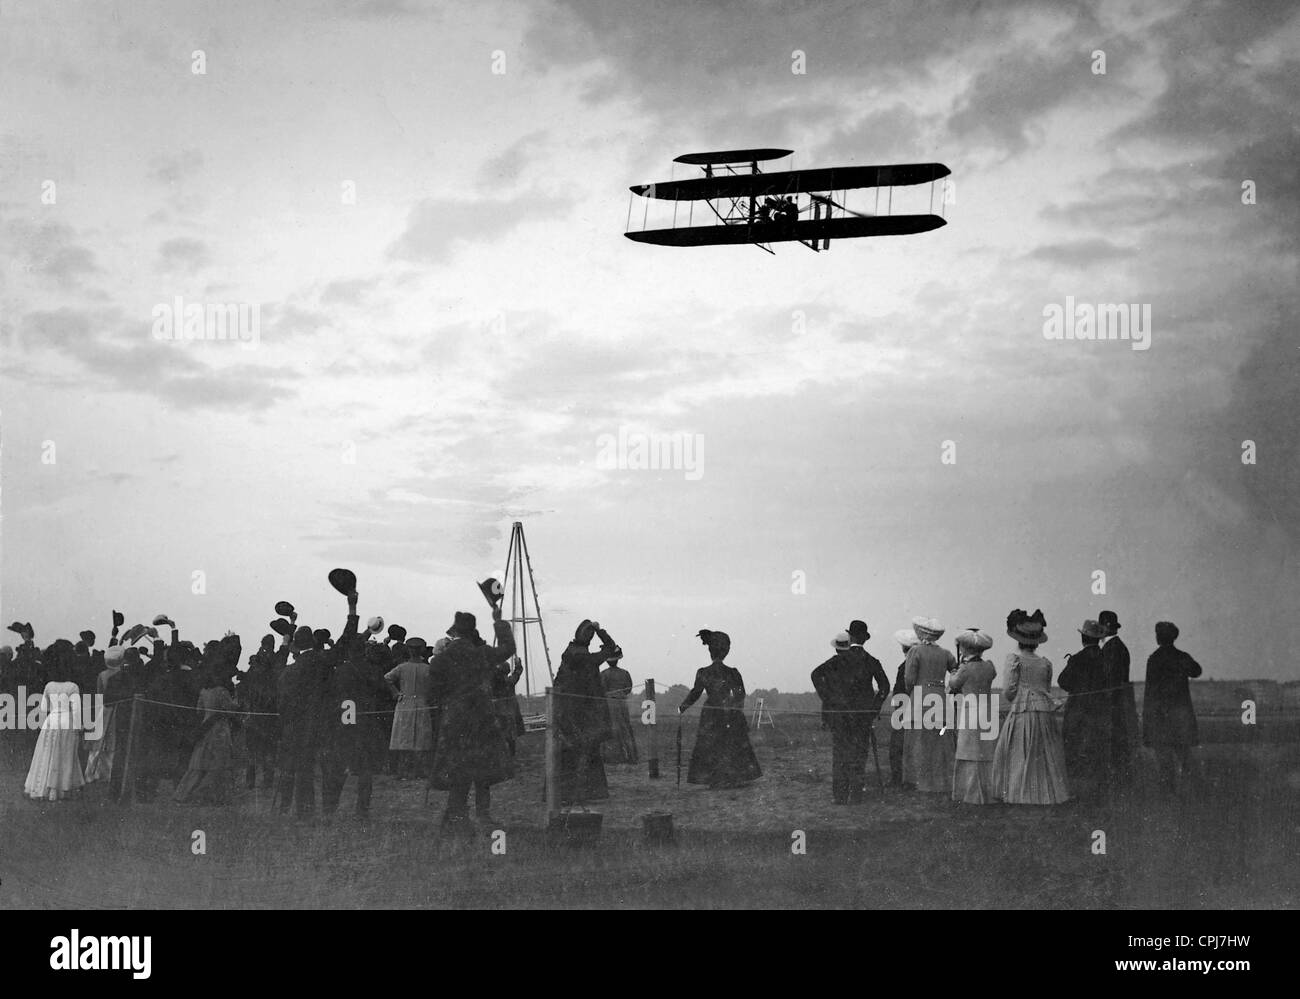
[687,707,761,787]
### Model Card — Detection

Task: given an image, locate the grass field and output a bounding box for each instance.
[2,716,1297,909]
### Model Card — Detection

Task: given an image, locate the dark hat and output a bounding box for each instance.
[274,600,296,618]
[1098,610,1121,633]
[313,628,332,647]
[701,629,730,658]
[173,640,201,665]
[388,623,408,644]
[112,610,125,628]
[327,568,357,596]
[270,618,293,638]
[445,613,476,639]
[696,629,713,645]
[152,614,174,627]
[1006,608,1048,646]
[848,620,870,642]
[1154,621,1179,645]
[80,630,96,646]
[478,577,504,607]
[1077,619,1106,641]
[292,626,315,651]
[574,619,597,643]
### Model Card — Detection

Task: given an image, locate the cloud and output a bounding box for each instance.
[319,277,378,306]
[1024,239,1137,267]
[157,237,212,274]
[20,307,298,411]
[3,218,100,290]
[386,194,574,264]
[150,150,205,186]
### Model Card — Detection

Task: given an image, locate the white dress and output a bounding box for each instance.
[24,681,87,801]
[84,666,120,783]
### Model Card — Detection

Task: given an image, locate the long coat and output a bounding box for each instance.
[427,621,516,790]
[1058,645,1113,790]
[600,664,638,764]
[385,659,434,751]
[901,641,956,792]
[1142,645,1202,747]
[332,616,392,771]
[1102,636,1140,772]
[554,640,615,803]
[276,649,336,772]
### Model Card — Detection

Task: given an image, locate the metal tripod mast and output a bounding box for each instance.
[502,521,553,696]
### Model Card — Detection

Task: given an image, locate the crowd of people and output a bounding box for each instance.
[809,608,1204,806]
[2,586,1203,827]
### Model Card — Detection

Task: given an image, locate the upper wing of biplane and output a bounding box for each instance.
[630,162,949,201]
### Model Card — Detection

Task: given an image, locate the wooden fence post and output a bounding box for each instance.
[646,679,659,779]
[118,694,141,805]
[544,686,558,820]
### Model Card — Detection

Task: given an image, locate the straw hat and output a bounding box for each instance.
[911,616,945,642]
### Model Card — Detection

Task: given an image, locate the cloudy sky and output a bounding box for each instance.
[2,0,1297,691]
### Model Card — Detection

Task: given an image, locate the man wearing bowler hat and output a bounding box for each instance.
[1099,610,1138,787]
[811,622,887,804]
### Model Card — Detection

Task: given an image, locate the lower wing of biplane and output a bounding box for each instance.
[625,149,951,253]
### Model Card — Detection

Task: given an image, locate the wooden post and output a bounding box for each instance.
[118,694,141,805]
[646,679,659,779]
[544,686,558,819]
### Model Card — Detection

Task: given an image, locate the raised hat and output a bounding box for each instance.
[112,610,124,628]
[366,616,384,634]
[327,568,357,595]
[80,630,96,646]
[274,600,296,618]
[478,577,504,607]
[152,614,174,627]
[270,618,293,638]
[388,624,408,644]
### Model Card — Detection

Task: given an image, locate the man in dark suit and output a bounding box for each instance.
[811,623,888,804]
[1099,609,1138,787]
[323,587,389,817]
[276,627,338,818]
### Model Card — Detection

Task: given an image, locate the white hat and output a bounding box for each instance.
[831,631,853,651]
[911,616,945,641]
[105,646,127,664]
[893,628,919,650]
[955,629,993,652]
[366,616,384,634]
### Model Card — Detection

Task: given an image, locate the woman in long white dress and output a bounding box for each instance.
[991,610,1072,805]
[84,645,125,783]
[24,643,87,802]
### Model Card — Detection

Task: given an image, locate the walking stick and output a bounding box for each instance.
[868,725,885,793]
[676,715,683,786]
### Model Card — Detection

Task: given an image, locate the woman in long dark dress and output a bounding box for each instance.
[679,630,761,788]
[553,620,619,805]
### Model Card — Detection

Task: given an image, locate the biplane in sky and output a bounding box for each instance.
[625,148,950,253]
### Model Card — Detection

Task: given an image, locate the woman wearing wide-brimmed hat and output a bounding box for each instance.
[887,628,918,787]
[948,629,997,804]
[901,617,955,792]
[1058,619,1112,800]
[991,610,1071,805]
